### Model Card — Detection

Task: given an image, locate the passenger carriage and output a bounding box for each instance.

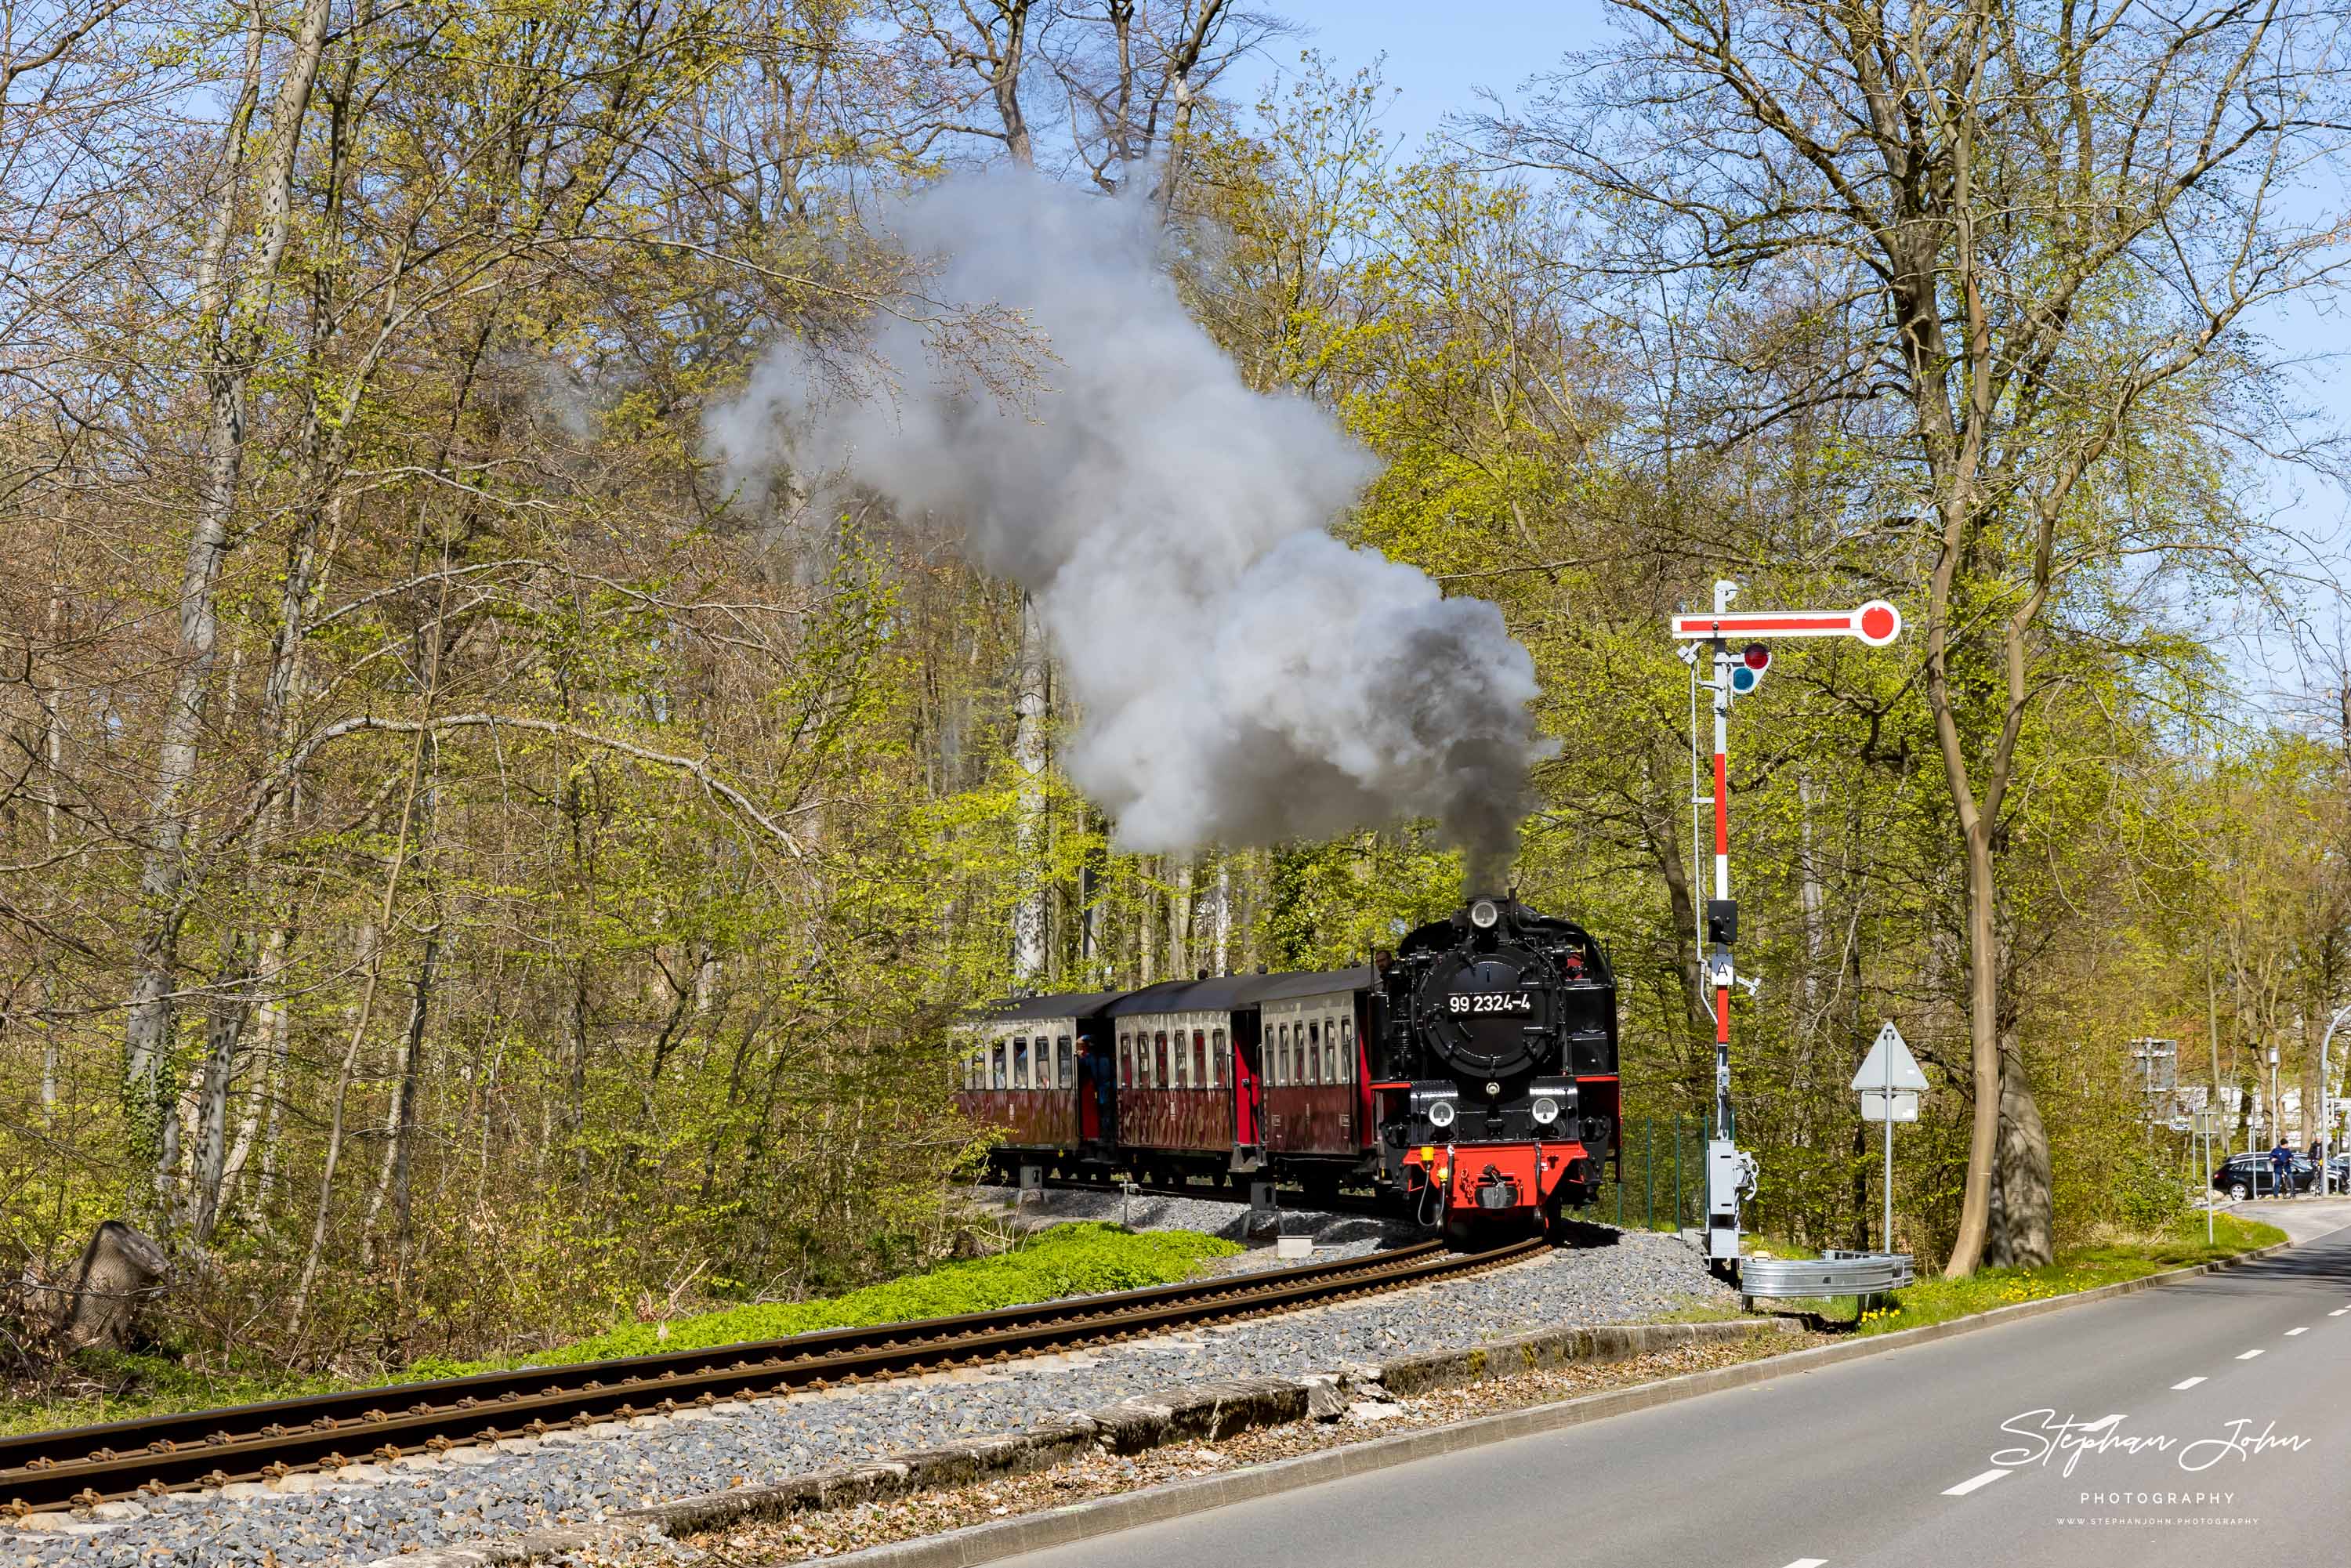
[1255,969,1373,1195]
[953,990,1123,1178]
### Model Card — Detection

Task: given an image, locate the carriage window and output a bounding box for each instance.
[1308,1021,1322,1085]
[1194,1030,1207,1088]
[1172,1028,1187,1088]
[1332,1019,1351,1083]
[1016,1037,1034,1089]
[1058,1037,1074,1088]
[1118,1036,1130,1088]
[1155,1030,1168,1088]
[1278,1023,1292,1085]
[1211,1028,1226,1087]
[992,1040,1007,1089]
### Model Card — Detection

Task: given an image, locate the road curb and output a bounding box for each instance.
[792,1233,2306,1568]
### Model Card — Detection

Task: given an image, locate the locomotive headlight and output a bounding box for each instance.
[1427,1099,1457,1130]
[1469,898,1500,929]
[1531,1095,1561,1126]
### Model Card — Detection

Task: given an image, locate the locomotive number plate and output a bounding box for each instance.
[1449,991,1534,1016]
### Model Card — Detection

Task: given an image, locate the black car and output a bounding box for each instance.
[2212,1153,2317,1200]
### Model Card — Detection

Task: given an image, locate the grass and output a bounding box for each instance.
[1,1222,1241,1438]
[1835,1211,2287,1334]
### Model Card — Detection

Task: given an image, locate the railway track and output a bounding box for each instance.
[1010,1173,1397,1220]
[3,1234,1546,1515]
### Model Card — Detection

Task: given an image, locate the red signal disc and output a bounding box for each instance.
[1859,603,1898,643]
[1742,643,1770,669]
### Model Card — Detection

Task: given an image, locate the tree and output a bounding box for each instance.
[1491,0,2351,1272]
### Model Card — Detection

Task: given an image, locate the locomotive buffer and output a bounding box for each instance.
[1671,582,1904,1280]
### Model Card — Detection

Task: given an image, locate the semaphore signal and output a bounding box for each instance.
[1674,582,1904,1279]
[1670,599,1902,646]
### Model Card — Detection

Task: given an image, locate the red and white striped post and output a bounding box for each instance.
[1672,582,1904,1262]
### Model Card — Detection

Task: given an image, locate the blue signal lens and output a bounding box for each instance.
[1730,665,1759,694]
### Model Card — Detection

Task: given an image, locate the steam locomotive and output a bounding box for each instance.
[953,896,1621,1240]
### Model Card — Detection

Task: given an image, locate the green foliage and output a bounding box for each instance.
[416,1222,1240,1372]
[2114,1148,2192,1233]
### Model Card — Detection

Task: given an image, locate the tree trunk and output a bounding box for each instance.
[1984,1039,2054,1268]
[1212,861,1231,974]
[1010,594,1048,983]
[124,0,335,1219]
[1170,857,1194,978]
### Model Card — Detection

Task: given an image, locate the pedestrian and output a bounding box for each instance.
[2269,1139,2295,1199]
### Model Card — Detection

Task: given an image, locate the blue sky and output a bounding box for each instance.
[1229,2,1611,147]
[1228,3,2351,714]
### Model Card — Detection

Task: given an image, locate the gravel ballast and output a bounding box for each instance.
[2,1227,1736,1568]
[965,1184,1419,1267]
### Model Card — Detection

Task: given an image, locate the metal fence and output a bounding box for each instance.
[1556,1114,1708,1233]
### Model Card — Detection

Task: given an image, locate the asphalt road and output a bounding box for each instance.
[995,1214,2351,1568]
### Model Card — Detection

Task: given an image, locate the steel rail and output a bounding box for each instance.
[4,1236,1542,1512]
[1016,1175,1396,1219]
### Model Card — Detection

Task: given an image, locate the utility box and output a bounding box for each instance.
[1705,1139,1751,1261]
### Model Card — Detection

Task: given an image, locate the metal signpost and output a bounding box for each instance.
[2194,1106,2219,1243]
[1853,1021,1928,1254]
[2318,1005,2351,1194]
[1670,584,1903,1273]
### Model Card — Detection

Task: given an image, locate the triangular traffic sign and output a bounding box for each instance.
[1852,1021,1929,1092]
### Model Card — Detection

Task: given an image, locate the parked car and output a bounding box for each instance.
[2327,1153,2351,1194]
[2212,1153,2317,1200]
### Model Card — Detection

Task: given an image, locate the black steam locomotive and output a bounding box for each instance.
[1373,895,1620,1237]
[954,895,1621,1240]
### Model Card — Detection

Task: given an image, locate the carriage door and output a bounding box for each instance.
[1231,1015,1264,1147]
[1077,1024,1104,1143]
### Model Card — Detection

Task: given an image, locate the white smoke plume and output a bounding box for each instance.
[705,169,1550,889]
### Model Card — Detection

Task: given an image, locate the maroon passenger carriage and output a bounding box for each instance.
[954,897,1622,1240]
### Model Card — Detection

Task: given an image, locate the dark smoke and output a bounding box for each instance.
[706,169,1549,886]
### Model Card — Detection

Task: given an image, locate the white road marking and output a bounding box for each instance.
[1780,1559,1828,1568]
[2285,1327,2309,1336]
[2172,1377,2207,1389]
[2332,1309,2349,1317]
[1943,1468,2012,1497]
[2237,1349,2266,1360]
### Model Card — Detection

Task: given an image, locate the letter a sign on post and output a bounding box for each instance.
[1853,1022,1928,1121]
[1853,1021,1927,1255]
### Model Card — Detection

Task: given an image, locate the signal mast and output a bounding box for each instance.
[1669,581,1903,1269]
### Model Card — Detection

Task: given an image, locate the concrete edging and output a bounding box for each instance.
[794,1234,2303,1568]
